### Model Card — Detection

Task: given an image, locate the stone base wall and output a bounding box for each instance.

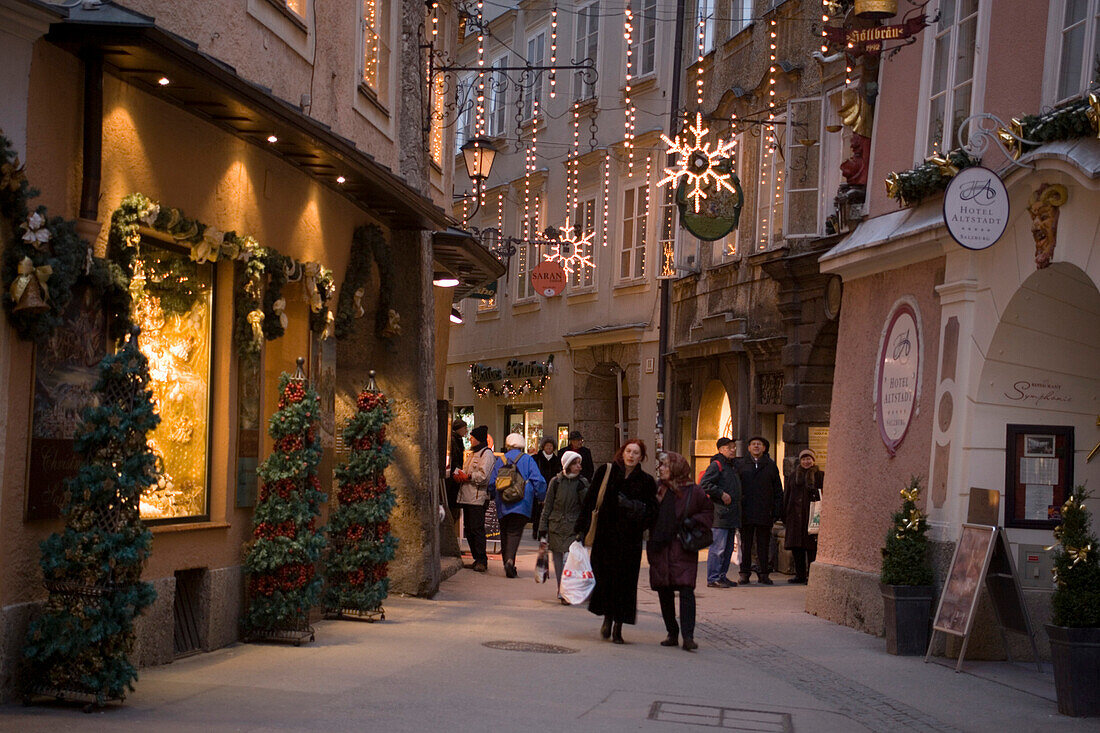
[805,561,884,636]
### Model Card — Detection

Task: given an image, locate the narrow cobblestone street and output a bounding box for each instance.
[2,540,1093,732]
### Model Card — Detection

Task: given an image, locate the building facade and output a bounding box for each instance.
[0,0,496,698]
[805,0,1100,660]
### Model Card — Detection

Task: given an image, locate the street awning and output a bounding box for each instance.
[432,228,506,301]
[44,2,449,231]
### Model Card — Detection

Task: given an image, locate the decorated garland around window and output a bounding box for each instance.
[333,224,400,342]
[22,329,158,706]
[105,193,335,357]
[242,361,327,643]
[469,355,554,398]
[886,92,1099,208]
[322,375,397,619]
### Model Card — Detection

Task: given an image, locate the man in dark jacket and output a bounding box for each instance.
[567,431,595,482]
[737,436,783,585]
[445,419,468,518]
[701,437,742,588]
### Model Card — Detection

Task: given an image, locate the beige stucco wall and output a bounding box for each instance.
[815,257,944,575]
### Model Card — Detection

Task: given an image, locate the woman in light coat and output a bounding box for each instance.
[537,451,589,603]
[455,425,496,572]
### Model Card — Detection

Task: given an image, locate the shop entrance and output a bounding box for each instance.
[695,380,734,476]
[504,405,544,452]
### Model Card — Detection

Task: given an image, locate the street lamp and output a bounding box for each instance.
[460,136,497,217]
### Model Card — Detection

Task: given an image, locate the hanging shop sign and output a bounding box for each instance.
[824,15,929,56]
[875,301,921,456]
[943,166,1010,250]
[466,280,498,300]
[530,260,567,297]
[470,355,555,397]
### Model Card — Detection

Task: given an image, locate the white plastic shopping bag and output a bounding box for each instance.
[559,540,595,605]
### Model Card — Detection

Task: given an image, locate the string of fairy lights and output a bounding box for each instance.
[450,0,857,271]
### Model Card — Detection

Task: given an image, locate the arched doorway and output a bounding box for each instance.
[972,263,1100,527]
[695,380,733,475]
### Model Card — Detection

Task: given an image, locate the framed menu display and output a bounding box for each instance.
[1004,424,1074,529]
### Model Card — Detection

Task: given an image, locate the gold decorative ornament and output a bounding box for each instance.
[303,262,323,312]
[854,0,897,19]
[884,172,902,200]
[1027,183,1069,270]
[1087,93,1100,138]
[1,156,26,192]
[900,485,921,503]
[322,310,335,340]
[272,297,288,330]
[247,309,265,340]
[839,89,874,138]
[924,154,959,178]
[20,211,52,252]
[353,287,366,318]
[1067,544,1092,567]
[381,308,402,339]
[10,256,51,313]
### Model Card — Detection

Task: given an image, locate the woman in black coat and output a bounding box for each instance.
[784,448,824,584]
[574,439,657,644]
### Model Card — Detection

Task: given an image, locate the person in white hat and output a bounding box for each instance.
[537,450,589,602]
[490,433,547,577]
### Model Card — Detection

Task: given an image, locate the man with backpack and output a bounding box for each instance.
[490,433,547,577]
[700,437,742,588]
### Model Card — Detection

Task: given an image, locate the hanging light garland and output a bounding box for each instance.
[549,7,558,99]
[624,5,636,175]
[475,0,487,213]
[545,217,595,274]
[569,102,581,220]
[696,3,706,109]
[659,112,737,213]
[601,150,611,247]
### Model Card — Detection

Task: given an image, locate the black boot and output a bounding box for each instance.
[682,637,698,651]
[660,633,679,647]
[611,622,624,644]
[600,616,612,639]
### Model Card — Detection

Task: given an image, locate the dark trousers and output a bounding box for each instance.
[500,512,527,566]
[792,546,817,580]
[657,587,696,640]
[739,523,773,579]
[530,499,543,539]
[462,503,488,565]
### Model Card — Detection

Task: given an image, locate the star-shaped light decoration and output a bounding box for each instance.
[543,217,595,274]
[659,112,738,213]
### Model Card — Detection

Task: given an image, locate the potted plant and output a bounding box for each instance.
[880,476,935,655]
[1047,487,1100,717]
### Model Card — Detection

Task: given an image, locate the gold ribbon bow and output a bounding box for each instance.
[190,230,221,264]
[884,172,902,201]
[900,486,921,503]
[353,287,366,318]
[10,256,51,303]
[272,297,288,330]
[902,508,924,531]
[303,262,323,312]
[1087,93,1100,140]
[246,309,265,341]
[1067,544,1091,567]
[322,309,335,340]
[924,153,959,179]
[1,158,26,192]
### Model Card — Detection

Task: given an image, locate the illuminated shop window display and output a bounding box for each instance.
[130,240,213,521]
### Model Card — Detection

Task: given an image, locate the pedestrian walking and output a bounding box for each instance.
[700,437,742,588]
[648,451,712,651]
[784,448,823,584]
[566,430,595,482]
[532,437,561,539]
[490,433,547,578]
[736,436,783,585]
[537,450,588,602]
[456,425,496,572]
[574,439,657,644]
[445,419,468,521]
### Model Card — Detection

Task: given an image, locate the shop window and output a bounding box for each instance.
[360,0,391,100]
[556,423,570,450]
[630,0,658,77]
[1005,424,1075,529]
[1052,0,1100,102]
[505,406,544,452]
[522,30,546,121]
[620,183,648,281]
[757,117,786,250]
[574,2,600,100]
[785,97,823,238]
[132,239,214,522]
[569,197,597,289]
[26,283,107,520]
[922,0,981,155]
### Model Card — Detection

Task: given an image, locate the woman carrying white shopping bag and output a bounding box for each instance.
[537,451,589,603]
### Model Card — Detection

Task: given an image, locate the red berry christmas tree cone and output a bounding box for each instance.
[322,372,397,618]
[243,359,326,641]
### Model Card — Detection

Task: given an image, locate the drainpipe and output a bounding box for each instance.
[78,49,103,223]
[655,0,687,451]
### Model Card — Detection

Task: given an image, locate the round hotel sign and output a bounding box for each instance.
[876,302,921,456]
[943,166,1009,250]
[530,260,567,297]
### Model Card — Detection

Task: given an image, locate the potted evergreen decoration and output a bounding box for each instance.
[1047,488,1100,717]
[880,476,935,655]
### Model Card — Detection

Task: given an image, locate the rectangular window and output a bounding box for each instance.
[710,130,743,262]
[820,88,846,231]
[620,184,648,280]
[1055,0,1100,102]
[489,54,508,136]
[757,119,786,250]
[523,31,547,120]
[570,198,597,288]
[697,0,715,53]
[454,74,475,154]
[361,0,390,95]
[659,184,679,276]
[132,239,214,522]
[517,195,542,300]
[785,97,823,238]
[925,0,980,155]
[286,0,306,17]
[631,0,658,77]
[728,0,752,38]
[574,2,599,100]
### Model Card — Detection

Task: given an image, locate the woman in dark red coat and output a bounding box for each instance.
[647,451,713,651]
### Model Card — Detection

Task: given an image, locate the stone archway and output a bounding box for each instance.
[575,362,620,464]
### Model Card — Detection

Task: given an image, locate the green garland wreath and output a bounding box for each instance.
[333,224,398,342]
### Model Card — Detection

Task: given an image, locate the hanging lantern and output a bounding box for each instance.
[854,0,897,19]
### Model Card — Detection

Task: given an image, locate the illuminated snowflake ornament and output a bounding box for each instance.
[659,112,737,213]
[543,218,595,274]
